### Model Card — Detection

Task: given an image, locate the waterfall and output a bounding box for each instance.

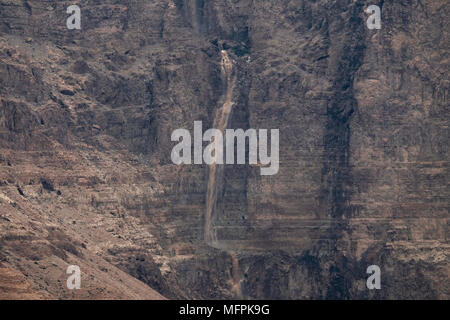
[204,50,234,244]
[203,49,242,297]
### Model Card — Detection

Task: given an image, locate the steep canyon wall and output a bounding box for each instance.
[0,0,448,299]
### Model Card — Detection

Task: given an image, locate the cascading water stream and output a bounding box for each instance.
[204,50,234,244]
[204,50,242,297]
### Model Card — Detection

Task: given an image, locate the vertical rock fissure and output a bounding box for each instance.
[230,252,242,298]
[321,3,366,299]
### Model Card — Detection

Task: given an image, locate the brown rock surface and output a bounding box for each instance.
[0,267,45,299]
[0,0,448,299]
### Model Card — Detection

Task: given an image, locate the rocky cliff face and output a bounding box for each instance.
[0,0,448,299]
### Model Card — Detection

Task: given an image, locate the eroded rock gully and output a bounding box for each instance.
[0,0,448,299]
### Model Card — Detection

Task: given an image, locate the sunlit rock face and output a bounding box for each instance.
[0,0,448,299]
